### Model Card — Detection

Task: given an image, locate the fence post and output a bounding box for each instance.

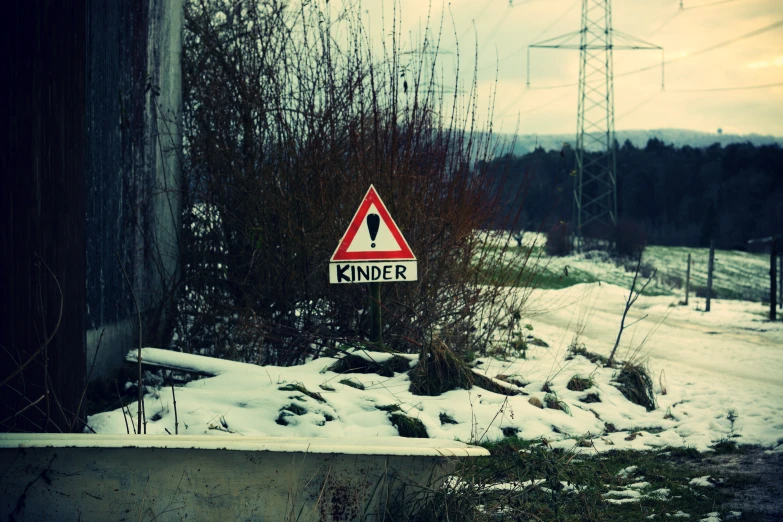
[685,253,691,306]
[779,248,782,310]
[706,240,715,312]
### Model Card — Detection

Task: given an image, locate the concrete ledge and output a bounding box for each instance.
[0,434,488,521]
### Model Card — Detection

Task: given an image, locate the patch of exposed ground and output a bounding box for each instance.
[674,447,783,521]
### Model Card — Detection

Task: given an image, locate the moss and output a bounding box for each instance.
[390,413,428,438]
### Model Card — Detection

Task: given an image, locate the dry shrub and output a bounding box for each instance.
[409,339,475,396]
[614,362,656,411]
[613,218,648,258]
[177,0,526,365]
[545,221,572,256]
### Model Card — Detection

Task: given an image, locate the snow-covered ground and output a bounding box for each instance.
[89,283,783,454]
[484,231,772,302]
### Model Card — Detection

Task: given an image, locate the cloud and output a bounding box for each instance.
[747,56,783,69]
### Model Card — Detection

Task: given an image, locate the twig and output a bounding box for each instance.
[115,251,144,435]
[0,395,45,427]
[607,246,655,367]
[115,380,132,435]
[171,377,179,435]
[71,328,105,431]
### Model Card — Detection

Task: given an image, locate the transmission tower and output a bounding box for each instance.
[527,0,662,247]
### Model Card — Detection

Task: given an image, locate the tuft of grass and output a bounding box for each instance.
[579,392,601,404]
[409,339,476,396]
[282,403,307,415]
[566,374,594,392]
[711,435,739,454]
[376,403,402,413]
[390,413,428,438]
[278,383,326,403]
[500,427,519,437]
[613,362,656,411]
[327,352,410,377]
[338,378,365,390]
[439,412,458,425]
[544,392,571,414]
[527,336,549,348]
[275,403,307,426]
[495,373,528,388]
[318,383,335,391]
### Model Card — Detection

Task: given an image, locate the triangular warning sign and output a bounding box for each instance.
[331,185,416,262]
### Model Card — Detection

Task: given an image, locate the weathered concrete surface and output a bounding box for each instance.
[86,0,183,380]
[0,435,488,521]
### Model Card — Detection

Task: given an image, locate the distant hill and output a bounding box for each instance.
[494,129,782,155]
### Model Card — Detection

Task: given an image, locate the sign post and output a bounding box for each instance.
[330,185,417,344]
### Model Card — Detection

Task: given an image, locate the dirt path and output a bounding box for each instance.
[677,448,783,521]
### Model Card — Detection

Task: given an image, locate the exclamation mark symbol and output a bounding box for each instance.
[367,214,380,248]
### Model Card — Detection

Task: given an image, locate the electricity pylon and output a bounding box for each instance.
[528,0,662,247]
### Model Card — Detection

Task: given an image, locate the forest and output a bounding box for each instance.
[488,139,783,249]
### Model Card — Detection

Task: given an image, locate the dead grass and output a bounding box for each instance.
[613,362,656,411]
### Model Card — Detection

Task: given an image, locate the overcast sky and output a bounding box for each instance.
[356,0,783,136]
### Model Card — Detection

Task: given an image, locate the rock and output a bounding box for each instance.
[528,396,544,409]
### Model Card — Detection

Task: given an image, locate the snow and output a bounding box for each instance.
[689,476,715,488]
[90,282,783,456]
[0,433,487,457]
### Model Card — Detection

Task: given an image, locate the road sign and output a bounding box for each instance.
[330,185,417,284]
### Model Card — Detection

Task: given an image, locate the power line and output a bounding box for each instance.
[457,0,495,43]
[684,0,741,10]
[666,81,783,92]
[477,6,513,56]
[647,10,680,39]
[496,90,571,120]
[615,19,783,80]
[615,91,663,122]
[479,0,579,71]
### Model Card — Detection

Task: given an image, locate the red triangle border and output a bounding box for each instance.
[330,185,416,262]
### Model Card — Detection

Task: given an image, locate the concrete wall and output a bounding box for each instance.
[86,0,183,380]
[0,435,482,521]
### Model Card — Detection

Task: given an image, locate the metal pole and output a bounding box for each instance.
[706,240,715,312]
[369,282,382,345]
[685,253,691,306]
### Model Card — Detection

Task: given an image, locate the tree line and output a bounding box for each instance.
[486,139,783,249]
